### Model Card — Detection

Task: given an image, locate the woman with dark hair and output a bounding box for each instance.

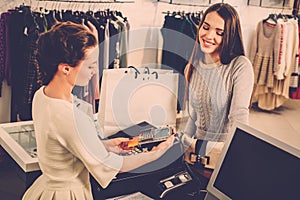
[181,3,254,163]
[22,21,174,200]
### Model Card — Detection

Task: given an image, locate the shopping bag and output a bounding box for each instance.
[98,67,179,137]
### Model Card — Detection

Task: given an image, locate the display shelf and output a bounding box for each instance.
[0,121,39,172]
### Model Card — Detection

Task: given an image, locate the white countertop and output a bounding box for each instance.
[0,121,39,172]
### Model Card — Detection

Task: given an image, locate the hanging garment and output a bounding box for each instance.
[108,19,119,69]
[288,19,299,88]
[0,12,8,97]
[161,13,198,112]
[250,19,295,110]
[290,76,300,99]
[21,10,43,121]
[1,5,129,121]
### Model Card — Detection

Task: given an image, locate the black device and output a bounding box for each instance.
[92,122,186,200]
[158,170,193,198]
[128,126,172,147]
[157,162,205,199]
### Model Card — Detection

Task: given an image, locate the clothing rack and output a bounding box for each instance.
[264,12,298,23]
[0,4,130,121]
[250,9,300,109]
[161,10,203,15]
[25,0,133,13]
[161,10,203,24]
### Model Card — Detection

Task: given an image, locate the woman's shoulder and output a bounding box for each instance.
[230,56,252,69]
[232,55,252,65]
[33,87,73,118]
[228,56,253,77]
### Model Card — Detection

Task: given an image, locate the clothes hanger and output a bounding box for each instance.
[173,11,182,19]
[50,2,58,23]
[116,11,124,19]
[109,10,118,21]
[38,2,50,16]
[277,13,288,22]
[263,13,277,25]
[86,3,93,16]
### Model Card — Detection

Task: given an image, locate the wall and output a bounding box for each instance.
[0,0,294,123]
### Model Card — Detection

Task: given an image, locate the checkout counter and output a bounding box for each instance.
[1,100,299,200]
[0,120,211,200]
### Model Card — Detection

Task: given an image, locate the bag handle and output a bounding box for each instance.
[127,66,140,79]
[144,67,158,79]
[127,66,159,79]
[152,71,158,79]
[144,67,150,74]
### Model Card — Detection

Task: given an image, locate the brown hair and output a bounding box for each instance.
[184,3,245,108]
[37,21,97,85]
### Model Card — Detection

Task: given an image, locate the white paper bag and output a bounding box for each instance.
[98,67,179,137]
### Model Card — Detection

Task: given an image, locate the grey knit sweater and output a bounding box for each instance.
[184,56,254,142]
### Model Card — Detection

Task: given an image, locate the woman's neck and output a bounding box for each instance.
[44,79,73,103]
[203,53,220,64]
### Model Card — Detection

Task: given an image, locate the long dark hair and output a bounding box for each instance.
[184,3,245,108]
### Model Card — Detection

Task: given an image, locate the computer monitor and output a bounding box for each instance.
[205,122,300,200]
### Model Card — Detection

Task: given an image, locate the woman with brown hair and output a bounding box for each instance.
[22,21,174,200]
[181,3,254,162]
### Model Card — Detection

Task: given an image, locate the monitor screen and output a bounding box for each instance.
[213,128,300,200]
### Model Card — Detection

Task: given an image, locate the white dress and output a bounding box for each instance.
[22,86,123,200]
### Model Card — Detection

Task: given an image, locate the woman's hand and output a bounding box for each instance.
[118,135,175,172]
[103,138,133,154]
[83,20,98,43]
[151,135,175,158]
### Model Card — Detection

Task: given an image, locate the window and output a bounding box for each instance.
[248,0,294,8]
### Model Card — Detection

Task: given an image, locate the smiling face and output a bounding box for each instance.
[198,11,225,63]
[75,46,99,86]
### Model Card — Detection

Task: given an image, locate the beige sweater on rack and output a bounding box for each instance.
[249,20,293,110]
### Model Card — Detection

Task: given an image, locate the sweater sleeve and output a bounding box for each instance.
[184,102,197,138]
[54,105,123,189]
[228,56,254,127]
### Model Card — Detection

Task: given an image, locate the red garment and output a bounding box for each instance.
[290,76,300,99]
[298,24,300,65]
